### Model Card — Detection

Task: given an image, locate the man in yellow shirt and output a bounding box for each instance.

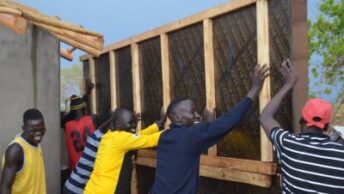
[84,108,165,194]
[0,109,46,194]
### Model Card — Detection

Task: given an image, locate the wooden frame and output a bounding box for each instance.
[81,0,308,188]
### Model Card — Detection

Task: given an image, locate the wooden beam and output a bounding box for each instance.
[203,19,217,156]
[0,1,102,37]
[132,43,143,129]
[60,48,73,61]
[53,32,101,57]
[137,149,277,175]
[0,13,27,34]
[80,0,258,61]
[32,22,103,50]
[257,0,273,162]
[161,34,171,128]
[22,11,102,37]
[109,51,118,111]
[290,0,308,132]
[135,157,272,188]
[0,6,22,16]
[89,58,97,115]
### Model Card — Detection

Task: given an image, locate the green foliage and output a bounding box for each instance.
[60,64,83,110]
[308,0,344,98]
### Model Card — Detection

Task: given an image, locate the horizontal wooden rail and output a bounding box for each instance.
[137,149,277,175]
[80,0,258,61]
[135,156,272,188]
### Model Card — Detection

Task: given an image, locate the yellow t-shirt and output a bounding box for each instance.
[84,124,161,194]
[2,134,46,194]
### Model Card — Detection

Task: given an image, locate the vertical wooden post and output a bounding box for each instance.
[131,43,141,194]
[203,19,217,156]
[161,34,171,128]
[109,50,118,111]
[89,57,97,115]
[257,0,273,162]
[290,0,308,132]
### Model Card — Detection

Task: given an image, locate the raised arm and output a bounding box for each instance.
[0,144,23,194]
[260,59,298,136]
[120,131,163,151]
[197,64,269,151]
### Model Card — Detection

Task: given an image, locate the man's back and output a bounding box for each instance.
[151,125,201,194]
[271,127,344,193]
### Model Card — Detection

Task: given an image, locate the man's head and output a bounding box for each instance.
[300,98,332,132]
[167,98,201,127]
[70,95,87,114]
[22,108,46,146]
[112,108,137,133]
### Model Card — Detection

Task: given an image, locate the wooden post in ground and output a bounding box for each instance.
[203,19,217,156]
[109,50,118,111]
[89,57,97,115]
[257,0,273,162]
[131,43,141,194]
[161,33,171,128]
[290,0,308,133]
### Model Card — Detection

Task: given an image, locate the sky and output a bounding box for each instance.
[16,0,333,101]
[16,0,318,67]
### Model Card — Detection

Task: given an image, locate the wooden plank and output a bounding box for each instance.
[203,19,217,156]
[60,48,73,61]
[80,0,258,61]
[109,51,118,111]
[137,149,277,175]
[32,21,103,50]
[290,0,308,132]
[0,6,22,16]
[135,157,272,188]
[160,34,171,128]
[132,43,143,129]
[200,165,271,188]
[89,58,97,115]
[53,32,101,57]
[0,13,27,34]
[257,0,273,162]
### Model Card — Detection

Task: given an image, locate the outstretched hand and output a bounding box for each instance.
[280,59,298,87]
[203,107,216,122]
[246,64,269,100]
[252,64,269,89]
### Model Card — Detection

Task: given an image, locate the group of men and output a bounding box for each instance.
[1,60,343,194]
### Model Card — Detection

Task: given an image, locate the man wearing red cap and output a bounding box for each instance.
[260,59,344,194]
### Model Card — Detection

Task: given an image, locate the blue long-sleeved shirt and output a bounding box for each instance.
[150,97,253,194]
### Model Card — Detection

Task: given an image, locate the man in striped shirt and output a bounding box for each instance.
[63,109,166,194]
[260,59,344,194]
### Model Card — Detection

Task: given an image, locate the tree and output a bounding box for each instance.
[308,0,344,100]
[60,63,83,110]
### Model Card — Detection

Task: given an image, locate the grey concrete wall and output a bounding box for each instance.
[0,24,60,194]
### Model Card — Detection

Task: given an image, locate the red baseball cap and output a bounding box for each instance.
[301,99,333,129]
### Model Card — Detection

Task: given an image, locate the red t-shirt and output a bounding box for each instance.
[65,115,95,170]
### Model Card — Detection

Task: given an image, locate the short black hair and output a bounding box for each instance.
[23,108,44,124]
[166,97,189,117]
[113,108,131,121]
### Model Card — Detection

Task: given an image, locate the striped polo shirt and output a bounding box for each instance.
[64,129,103,194]
[270,127,344,194]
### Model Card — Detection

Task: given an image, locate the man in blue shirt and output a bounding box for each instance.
[150,64,269,194]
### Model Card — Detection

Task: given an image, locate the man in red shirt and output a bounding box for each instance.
[64,95,96,170]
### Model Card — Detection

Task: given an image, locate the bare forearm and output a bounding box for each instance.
[260,84,293,132]
[246,85,261,101]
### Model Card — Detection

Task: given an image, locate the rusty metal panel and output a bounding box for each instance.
[139,38,163,127]
[169,23,206,112]
[115,46,134,110]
